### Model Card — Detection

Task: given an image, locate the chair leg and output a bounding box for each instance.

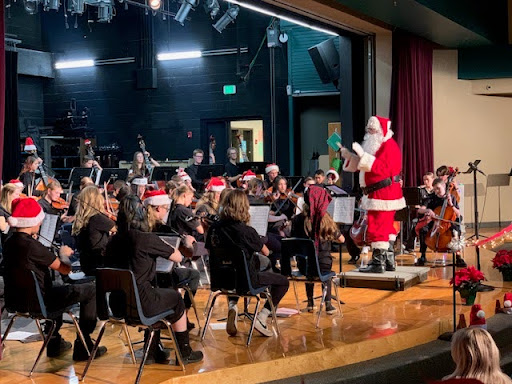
[122,324,137,365]
[332,279,343,317]
[203,291,214,316]
[200,255,211,285]
[291,280,300,313]
[163,320,185,371]
[1,314,18,348]
[183,286,201,330]
[265,291,281,336]
[35,318,45,341]
[135,329,153,384]
[316,283,328,329]
[68,311,90,356]
[30,319,55,377]
[81,321,108,382]
[201,292,220,342]
[247,297,260,347]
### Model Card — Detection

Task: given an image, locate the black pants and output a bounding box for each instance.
[172,267,200,309]
[45,281,97,337]
[263,232,282,273]
[229,271,289,311]
[305,258,333,302]
[419,223,462,257]
[342,227,361,258]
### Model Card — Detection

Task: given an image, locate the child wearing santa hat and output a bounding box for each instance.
[2,198,107,360]
[265,163,280,184]
[18,153,44,197]
[195,177,224,220]
[325,168,340,185]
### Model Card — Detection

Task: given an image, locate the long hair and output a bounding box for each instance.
[19,155,39,176]
[0,184,19,213]
[445,328,512,384]
[195,190,219,215]
[247,178,264,195]
[130,151,147,176]
[44,180,62,198]
[220,189,250,224]
[117,195,149,234]
[72,186,105,235]
[302,203,339,242]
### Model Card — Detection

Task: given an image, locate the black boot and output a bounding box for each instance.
[386,242,396,272]
[348,254,360,265]
[174,331,203,365]
[143,330,170,365]
[73,334,107,361]
[415,254,427,266]
[359,249,386,273]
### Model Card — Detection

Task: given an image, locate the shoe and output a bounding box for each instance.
[72,337,107,361]
[348,255,360,265]
[226,303,238,336]
[146,346,171,365]
[385,252,396,271]
[174,331,203,365]
[47,335,72,357]
[254,317,273,337]
[325,301,337,315]
[455,257,467,268]
[187,320,196,331]
[359,249,386,273]
[306,298,315,313]
[415,255,426,266]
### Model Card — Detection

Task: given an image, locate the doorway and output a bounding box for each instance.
[230,120,264,163]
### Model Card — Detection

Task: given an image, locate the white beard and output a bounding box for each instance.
[361,131,384,155]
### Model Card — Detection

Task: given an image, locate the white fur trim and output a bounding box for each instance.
[243,175,256,181]
[8,210,45,228]
[143,195,171,206]
[360,196,406,212]
[359,171,366,187]
[180,175,191,182]
[382,128,394,143]
[342,154,360,172]
[131,177,148,185]
[265,165,279,174]
[504,300,511,308]
[371,241,389,249]
[209,185,225,192]
[389,234,397,242]
[357,152,376,172]
[476,310,485,319]
[24,144,37,151]
[325,169,339,183]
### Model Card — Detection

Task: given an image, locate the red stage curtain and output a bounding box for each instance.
[390,30,434,187]
[0,1,5,184]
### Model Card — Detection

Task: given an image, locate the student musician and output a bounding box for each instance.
[72,185,117,277]
[19,155,44,197]
[270,176,296,221]
[130,177,148,201]
[225,147,242,187]
[105,195,203,364]
[0,183,21,247]
[185,149,204,191]
[265,163,280,185]
[195,177,224,222]
[168,185,205,241]
[325,168,340,186]
[129,151,160,179]
[416,178,466,267]
[291,185,345,314]
[206,189,289,337]
[314,169,326,185]
[67,177,95,217]
[39,181,73,223]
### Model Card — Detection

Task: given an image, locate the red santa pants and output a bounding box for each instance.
[366,210,397,249]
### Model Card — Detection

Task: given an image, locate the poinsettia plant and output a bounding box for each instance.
[449,266,485,291]
[491,250,512,272]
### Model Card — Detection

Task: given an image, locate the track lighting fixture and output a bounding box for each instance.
[213,5,239,33]
[174,0,199,25]
[149,0,161,10]
[203,0,220,19]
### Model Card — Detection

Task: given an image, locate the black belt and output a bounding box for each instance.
[362,175,400,195]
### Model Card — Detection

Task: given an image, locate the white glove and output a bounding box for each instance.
[339,147,351,160]
[352,142,365,157]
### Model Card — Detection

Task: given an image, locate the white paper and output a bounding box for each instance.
[249,205,270,237]
[156,236,180,272]
[38,214,59,248]
[5,331,39,341]
[209,323,227,330]
[327,196,355,224]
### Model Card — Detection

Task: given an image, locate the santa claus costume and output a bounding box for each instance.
[341,116,406,273]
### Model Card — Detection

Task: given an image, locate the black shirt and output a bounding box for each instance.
[185,164,201,190]
[76,213,115,276]
[271,198,295,220]
[224,162,240,187]
[38,198,62,216]
[0,205,13,245]
[3,232,56,298]
[419,187,434,207]
[427,194,459,211]
[19,172,44,197]
[168,204,201,239]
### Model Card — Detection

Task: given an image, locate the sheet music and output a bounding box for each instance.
[327,197,355,224]
[249,205,270,237]
[38,214,59,248]
[156,236,181,273]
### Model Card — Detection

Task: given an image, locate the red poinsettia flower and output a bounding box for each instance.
[491,250,512,271]
[449,265,485,291]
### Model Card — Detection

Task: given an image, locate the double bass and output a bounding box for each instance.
[137,134,153,175]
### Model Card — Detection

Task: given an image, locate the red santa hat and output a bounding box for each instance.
[366,116,392,138]
[469,304,487,329]
[176,168,191,182]
[24,137,37,152]
[265,163,279,174]
[143,189,171,206]
[325,168,340,183]
[242,170,257,181]
[9,179,24,189]
[84,138,92,146]
[504,293,512,309]
[131,177,148,186]
[206,177,225,192]
[7,198,45,228]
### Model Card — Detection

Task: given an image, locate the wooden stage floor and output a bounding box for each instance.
[1,234,512,384]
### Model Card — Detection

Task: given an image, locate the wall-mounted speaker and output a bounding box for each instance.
[308,38,340,86]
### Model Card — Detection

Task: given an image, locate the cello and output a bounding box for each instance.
[137,134,153,175]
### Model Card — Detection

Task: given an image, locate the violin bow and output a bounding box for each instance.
[274,177,303,216]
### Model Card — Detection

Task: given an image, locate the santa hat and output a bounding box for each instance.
[176,168,191,182]
[24,137,37,152]
[206,177,225,192]
[366,116,392,138]
[242,170,256,181]
[131,177,148,186]
[265,163,279,174]
[325,168,339,183]
[7,198,45,228]
[84,139,92,146]
[9,179,24,189]
[469,304,487,329]
[143,190,171,207]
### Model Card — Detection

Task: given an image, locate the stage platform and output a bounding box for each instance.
[1,237,512,384]
[339,266,430,291]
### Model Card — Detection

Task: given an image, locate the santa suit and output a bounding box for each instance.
[343,116,406,250]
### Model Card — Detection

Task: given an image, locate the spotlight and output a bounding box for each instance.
[203,0,220,19]
[97,0,113,22]
[213,5,239,33]
[23,0,40,14]
[149,0,160,10]
[43,0,59,11]
[174,0,199,26]
[67,0,85,15]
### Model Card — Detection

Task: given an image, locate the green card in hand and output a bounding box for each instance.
[326,132,342,152]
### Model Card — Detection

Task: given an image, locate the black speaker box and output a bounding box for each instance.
[308,38,340,85]
[136,68,157,89]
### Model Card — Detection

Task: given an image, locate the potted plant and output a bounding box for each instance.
[491,250,512,282]
[450,266,485,306]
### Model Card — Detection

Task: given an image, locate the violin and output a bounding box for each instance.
[51,197,70,211]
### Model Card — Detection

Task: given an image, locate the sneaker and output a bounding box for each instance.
[226,304,238,336]
[306,298,315,313]
[325,302,337,315]
[254,317,273,337]
[415,255,426,266]
[47,336,72,357]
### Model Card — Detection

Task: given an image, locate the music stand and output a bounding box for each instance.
[238,162,267,175]
[150,166,179,182]
[284,176,306,193]
[68,168,94,191]
[197,164,225,179]
[486,173,510,228]
[98,168,130,185]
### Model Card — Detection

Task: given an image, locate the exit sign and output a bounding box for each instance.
[223,85,236,95]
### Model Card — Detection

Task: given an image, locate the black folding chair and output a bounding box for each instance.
[281,238,343,328]
[81,268,184,384]
[200,246,280,346]
[2,270,89,376]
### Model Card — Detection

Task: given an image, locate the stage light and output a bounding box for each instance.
[67,0,85,15]
[97,1,113,22]
[43,0,59,11]
[149,0,160,10]
[55,59,95,69]
[174,0,199,26]
[204,0,220,19]
[157,51,202,61]
[23,0,40,14]
[213,5,239,33]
